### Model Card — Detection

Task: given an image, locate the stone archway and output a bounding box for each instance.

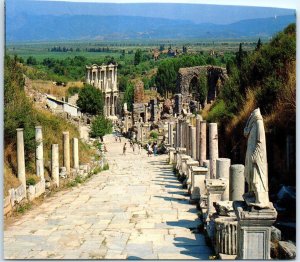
[189,76,200,101]
[176,66,228,106]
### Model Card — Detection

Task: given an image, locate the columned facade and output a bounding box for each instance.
[85,63,118,117]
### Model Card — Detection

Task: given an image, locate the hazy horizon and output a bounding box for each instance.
[7,0,295,25]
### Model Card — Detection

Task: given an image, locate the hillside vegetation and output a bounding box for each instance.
[205,24,296,188]
[4,55,94,196]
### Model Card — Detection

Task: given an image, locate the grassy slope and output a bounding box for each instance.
[4,57,94,196]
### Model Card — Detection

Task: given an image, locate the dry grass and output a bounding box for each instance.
[225,89,256,136]
[265,61,296,129]
[31,80,84,98]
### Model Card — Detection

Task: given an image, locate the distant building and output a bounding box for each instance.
[46,95,81,117]
[85,63,119,117]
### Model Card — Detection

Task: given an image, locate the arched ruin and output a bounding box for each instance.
[176,66,228,111]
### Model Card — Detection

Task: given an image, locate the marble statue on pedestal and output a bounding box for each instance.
[243,108,270,208]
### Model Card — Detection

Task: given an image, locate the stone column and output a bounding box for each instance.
[196,116,202,162]
[73,138,79,169]
[16,128,26,193]
[200,121,207,166]
[168,122,174,146]
[187,124,192,156]
[63,131,70,174]
[175,120,180,148]
[203,159,210,179]
[110,94,114,116]
[35,126,44,180]
[181,120,185,148]
[191,126,196,159]
[209,123,218,179]
[51,144,59,187]
[230,164,245,201]
[216,158,231,200]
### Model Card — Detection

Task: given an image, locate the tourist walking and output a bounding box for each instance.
[123,143,127,155]
[147,143,153,157]
[153,143,158,156]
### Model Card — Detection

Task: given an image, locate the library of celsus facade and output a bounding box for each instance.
[85,63,118,118]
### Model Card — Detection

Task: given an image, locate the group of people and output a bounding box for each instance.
[115,136,122,143]
[123,140,141,155]
[146,142,158,157]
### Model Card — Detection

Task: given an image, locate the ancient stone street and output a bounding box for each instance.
[4,135,212,259]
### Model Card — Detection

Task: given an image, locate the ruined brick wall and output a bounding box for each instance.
[134,80,145,103]
[176,66,228,104]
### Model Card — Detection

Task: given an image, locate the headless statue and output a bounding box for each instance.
[244,108,270,209]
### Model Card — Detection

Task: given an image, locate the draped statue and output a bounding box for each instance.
[243,108,270,208]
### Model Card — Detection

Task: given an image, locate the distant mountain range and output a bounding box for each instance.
[6,14,295,42]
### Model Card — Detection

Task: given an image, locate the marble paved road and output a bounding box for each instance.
[4,135,212,259]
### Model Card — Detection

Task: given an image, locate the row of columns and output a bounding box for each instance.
[168,115,271,259]
[16,127,80,195]
[86,65,117,93]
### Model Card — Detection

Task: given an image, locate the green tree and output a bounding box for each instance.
[77,85,104,115]
[26,56,37,65]
[255,38,262,51]
[134,49,142,66]
[198,72,208,106]
[123,83,134,111]
[90,115,113,140]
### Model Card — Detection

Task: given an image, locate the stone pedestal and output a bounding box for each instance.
[200,121,207,166]
[51,144,59,187]
[209,123,219,179]
[180,155,191,177]
[63,131,70,174]
[16,128,26,194]
[168,147,176,164]
[206,179,227,217]
[184,160,199,190]
[234,201,277,259]
[230,164,245,201]
[175,148,186,170]
[190,166,208,202]
[216,158,231,201]
[73,138,79,169]
[35,126,44,179]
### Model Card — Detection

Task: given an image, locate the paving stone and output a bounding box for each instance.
[4,135,211,259]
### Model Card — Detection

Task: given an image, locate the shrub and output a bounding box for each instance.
[90,115,113,140]
[150,131,158,139]
[26,177,37,186]
[206,99,233,123]
[103,163,109,171]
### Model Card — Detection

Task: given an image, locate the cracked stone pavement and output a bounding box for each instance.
[4,135,212,259]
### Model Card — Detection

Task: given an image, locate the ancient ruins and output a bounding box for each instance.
[5,64,294,260]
